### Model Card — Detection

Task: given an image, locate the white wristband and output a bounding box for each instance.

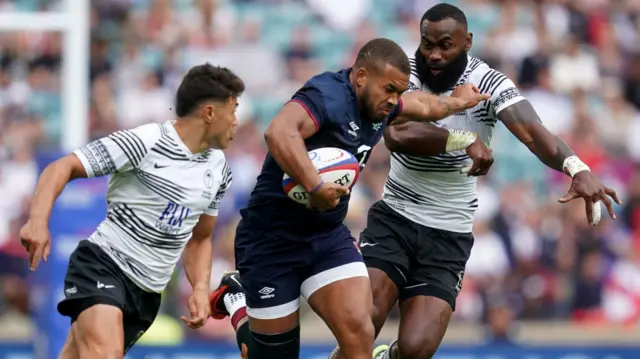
[446,129,477,152]
[562,156,590,178]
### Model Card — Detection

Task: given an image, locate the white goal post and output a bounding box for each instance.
[0,0,90,152]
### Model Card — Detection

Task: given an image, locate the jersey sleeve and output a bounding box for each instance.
[73,123,162,178]
[387,99,404,124]
[476,69,526,116]
[288,85,329,132]
[204,161,232,216]
[408,57,423,92]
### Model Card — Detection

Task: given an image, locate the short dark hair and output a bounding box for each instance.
[175,63,245,117]
[354,38,410,76]
[421,3,467,28]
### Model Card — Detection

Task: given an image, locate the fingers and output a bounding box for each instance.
[591,201,602,226]
[29,243,44,271]
[188,299,198,319]
[599,192,616,220]
[181,303,208,329]
[558,190,579,203]
[196,300,209,320]
[465,162,480,176]
[180,316,203,329]
[181,314,205,329]
[43,241,51,262]
[604,187,622,205]
[584,199,594,225]
[335,186,350,197]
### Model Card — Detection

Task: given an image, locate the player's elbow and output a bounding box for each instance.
[263,123,279,146]
[51,154,87,181]
[383,127,404,152]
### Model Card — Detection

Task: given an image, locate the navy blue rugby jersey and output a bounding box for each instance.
[241,68,402,235]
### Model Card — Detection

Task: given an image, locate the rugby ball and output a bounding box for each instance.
[283,147,360,205]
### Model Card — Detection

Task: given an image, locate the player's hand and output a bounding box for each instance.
[19,218,51,271]
[557,171,621,226]
[451,83,491,109]
[181,286,211,329]
[464,137,494,176]
[308,181,350,212]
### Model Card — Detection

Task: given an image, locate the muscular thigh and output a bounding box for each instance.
[57,241,128,356]
[303,225,374,349]
[401,225,473,311]
[71,304,125,357]
[57,240,162,355]
[360,201,417,293]
[235,223,310,331]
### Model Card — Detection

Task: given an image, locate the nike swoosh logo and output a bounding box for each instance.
[154,163,167,169]
[230,275,242,288]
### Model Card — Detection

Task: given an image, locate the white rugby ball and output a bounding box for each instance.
[282,147,360,205]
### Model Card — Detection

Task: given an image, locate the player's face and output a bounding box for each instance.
[417,18,472,93]
[356,64,409,122]
[206,97,238,149]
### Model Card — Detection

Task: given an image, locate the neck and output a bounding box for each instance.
[348,68,358,94]
[173,117,210,153]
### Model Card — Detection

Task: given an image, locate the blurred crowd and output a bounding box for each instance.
[2,0,640,343]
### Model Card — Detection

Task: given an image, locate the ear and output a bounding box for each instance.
[201,104,215,123]
[355,67,368,88]
[465,32,473,52]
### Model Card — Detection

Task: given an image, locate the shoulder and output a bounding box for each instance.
[468,59,517,95]
[112,122,164,147]
[301,71,349,100]
[292,71,352,118]
[210,150,232,176]
[467,59,525,114]
[204,150,232,188]
[408,56,422,91]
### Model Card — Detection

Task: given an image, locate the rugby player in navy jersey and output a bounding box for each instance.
[208,38,489,359]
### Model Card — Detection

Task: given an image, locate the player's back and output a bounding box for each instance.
[242,69,387,235]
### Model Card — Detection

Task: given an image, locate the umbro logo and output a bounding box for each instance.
[258,287,275,299]
[154,163,168,169]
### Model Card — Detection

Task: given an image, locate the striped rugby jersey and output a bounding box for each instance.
[73,121,232,292]
[382,56,524,233]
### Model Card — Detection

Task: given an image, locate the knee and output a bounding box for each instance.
[339,311,375,343]
[371,304,388,334]
[397,335,439,359]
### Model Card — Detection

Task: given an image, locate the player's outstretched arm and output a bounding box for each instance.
[392,84,490,125]
[499,100,621,224]
[28,154,88,223]
[181,214,217,329]
[20,154,88,270]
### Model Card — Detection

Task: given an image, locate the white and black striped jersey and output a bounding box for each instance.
[382,56,524,233]
[73,121,232,292]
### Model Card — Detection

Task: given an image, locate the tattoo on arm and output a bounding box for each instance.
[433,97,452,118]
[499,100,574,172]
